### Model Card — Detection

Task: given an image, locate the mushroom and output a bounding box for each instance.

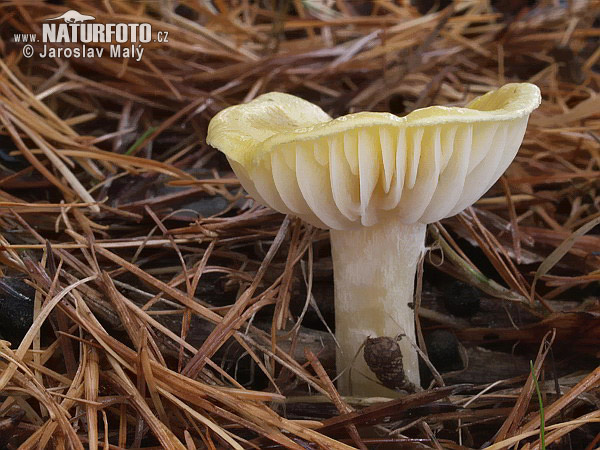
[207,83,541,396]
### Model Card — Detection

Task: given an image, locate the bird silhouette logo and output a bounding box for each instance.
[45,10,95,23]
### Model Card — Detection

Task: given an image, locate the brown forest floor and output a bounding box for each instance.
[0,0,599,448]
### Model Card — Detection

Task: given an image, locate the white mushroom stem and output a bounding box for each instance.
[330,220,426,397]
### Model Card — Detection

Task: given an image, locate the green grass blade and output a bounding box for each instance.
[531,360,545,450]
[125,126,157,155]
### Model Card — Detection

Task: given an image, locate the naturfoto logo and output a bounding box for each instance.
[14,9,169,61]
[45,10,96,23]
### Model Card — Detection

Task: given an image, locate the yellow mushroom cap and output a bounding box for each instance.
[207,83,541,229]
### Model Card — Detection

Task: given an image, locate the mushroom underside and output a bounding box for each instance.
[230,117,528,229]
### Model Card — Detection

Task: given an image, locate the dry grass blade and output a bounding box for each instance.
[484,417,600,450]
[182,217,290,378]
[84,345,99,450]
[305,348,367,450]
[529,410,600,450]
[0,274,96,391]
[105,354,187,449]
[518,364,600,436]
[494,330,556,443]
[531,215,600,296]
